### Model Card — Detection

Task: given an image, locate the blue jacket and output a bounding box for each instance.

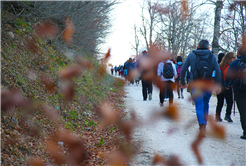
[180,49,221,85]
[128,62,135,70]
[224,55,246,92]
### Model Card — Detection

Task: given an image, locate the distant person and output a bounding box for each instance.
[137,48,153,101]
[114,65,118,76]
[225,45,246,140]
[118,65,121,76]
[215,52,235,122]
[111,66,114,75]
[120,65,124,77]
[175,56,184,99]
[157,56,177,107]
[128,58,135,85]
[180,39,221,133]
[124,60,129,81]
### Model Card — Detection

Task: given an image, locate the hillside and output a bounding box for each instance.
[1,11,127,165]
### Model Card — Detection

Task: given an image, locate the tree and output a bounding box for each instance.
[155,1,211,58]
[2,1,116,56]
[211,0,223,58]
[131,24,140,58]
[139,0,159,55]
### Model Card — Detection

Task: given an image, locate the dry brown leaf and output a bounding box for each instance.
[104,49,111,62]
[60,81,74,101]
[42,104,59,122]
[152,153,166,165]
[118,111,139,142]
[76,57,93,69]
[208,115,226,140]
[162,105,179,121]
[166,155,182,166]
[59,65,82,80]
[191,129,205,164]
[98,102,120,129]
[128,69,140,82]
[27,157,44,166]
[97,63,107,77]
[46,140,66,165]
[26,40,39,53]
[40,74,56,93]
[34,22,58,38]
[1,89,28,112]
[141,70,156,81]
[107,150,125,166]
[57,131,87,164]
[63,17,75,43]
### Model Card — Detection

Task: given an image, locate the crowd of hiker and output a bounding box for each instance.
[110,39,246,140]
[110,58,138,85]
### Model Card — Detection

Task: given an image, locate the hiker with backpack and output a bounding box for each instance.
[224,45,246,140]
[215,52,235,122]
[175,56,184,99]
[124,60,129,81]
[180,39,221,133]
[157,56,177,107]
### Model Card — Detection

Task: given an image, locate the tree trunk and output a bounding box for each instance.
[212,0,223,58]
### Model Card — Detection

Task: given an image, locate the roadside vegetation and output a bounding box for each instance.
[1,9,128,165]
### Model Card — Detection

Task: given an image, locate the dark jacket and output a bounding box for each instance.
[180,49,221,85]
[224,55,246,92]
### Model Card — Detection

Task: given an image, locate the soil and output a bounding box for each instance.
[123,81,246,165]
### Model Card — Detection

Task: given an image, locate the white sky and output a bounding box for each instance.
[101,0,143,66]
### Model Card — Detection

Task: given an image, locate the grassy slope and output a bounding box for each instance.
[1,12,126,165]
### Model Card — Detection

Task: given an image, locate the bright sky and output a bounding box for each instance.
[101,0,143,66]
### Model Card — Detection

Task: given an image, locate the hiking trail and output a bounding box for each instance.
[121,79,246,165]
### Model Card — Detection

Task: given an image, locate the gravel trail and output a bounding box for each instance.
[123,81,246,165]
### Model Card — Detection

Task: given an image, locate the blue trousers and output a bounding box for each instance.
[191,89,212,125]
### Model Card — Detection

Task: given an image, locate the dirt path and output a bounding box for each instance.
[122,80,246,165]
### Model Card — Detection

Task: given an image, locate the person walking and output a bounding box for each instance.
[157,57,177,107]
[111,66,114,75]
[128,58,135,85]
[175,56,184,99]
[118,65,121,76]
[114,65,118,76]
[180,39,221,132]
[215,52,235,122]
[225,45,246,140]
[124,60,129,81]
[137,48,153,101]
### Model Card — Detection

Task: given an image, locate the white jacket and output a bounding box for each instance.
[157,60,177,82]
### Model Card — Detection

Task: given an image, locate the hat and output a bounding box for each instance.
[176,56,182,62]
[142,48,147,53]
[218,53,225,63]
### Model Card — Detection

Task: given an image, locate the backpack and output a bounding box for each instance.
[237,59,246,87]
[193,53,213,80]
[220,64,229,86]
[177,65,182,78]
[162,62,174,79]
